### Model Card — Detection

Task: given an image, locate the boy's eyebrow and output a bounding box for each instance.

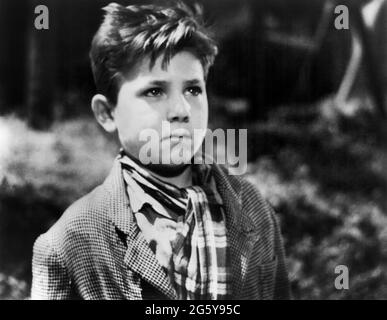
[146,80,168,86]
[144,79,204,86]
[184,79,203,86]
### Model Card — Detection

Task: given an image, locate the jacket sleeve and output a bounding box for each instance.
[31,233,72,300]
[270,209,291,300]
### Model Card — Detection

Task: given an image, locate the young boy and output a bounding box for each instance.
[31,1,290,300]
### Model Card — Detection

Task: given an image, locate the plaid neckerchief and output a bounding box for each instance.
[118,150,231,300]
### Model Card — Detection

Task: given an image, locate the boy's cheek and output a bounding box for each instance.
[118,135,144,159]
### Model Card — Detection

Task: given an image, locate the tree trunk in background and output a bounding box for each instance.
[26,0,56,129]
[0,0,29,113]
[374,0,387,89]
[353,4,387,118]
[248,0,267,119]
[0,0,8,110]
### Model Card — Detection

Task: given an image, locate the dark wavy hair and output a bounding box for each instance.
[89,1,218,104]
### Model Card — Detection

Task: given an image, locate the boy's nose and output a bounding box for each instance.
[167,95,190,123]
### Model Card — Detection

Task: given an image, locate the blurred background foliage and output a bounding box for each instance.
[0,0,387,299]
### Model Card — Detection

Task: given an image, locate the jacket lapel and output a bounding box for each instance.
[103,160,177,300]
[212,164,260,299]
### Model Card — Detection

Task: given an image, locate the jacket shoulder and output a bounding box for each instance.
[37,183,112,258]
[213,164,277,231]
[241,178,274,216]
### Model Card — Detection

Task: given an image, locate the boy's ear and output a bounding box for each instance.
[91,94,117,133]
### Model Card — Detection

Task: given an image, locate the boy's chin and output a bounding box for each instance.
[148,151,194,177]
[159,146,194,165]
[144,163,191,178]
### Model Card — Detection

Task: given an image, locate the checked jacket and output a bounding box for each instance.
[31,160,291,300]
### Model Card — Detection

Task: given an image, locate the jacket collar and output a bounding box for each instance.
[103,159,255,299]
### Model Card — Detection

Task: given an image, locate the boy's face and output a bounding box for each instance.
[108,51,208,165]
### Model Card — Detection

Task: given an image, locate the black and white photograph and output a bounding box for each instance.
[0,0,386,301]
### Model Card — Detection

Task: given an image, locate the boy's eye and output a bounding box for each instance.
[185,86,202,96]
[143,88,163,97]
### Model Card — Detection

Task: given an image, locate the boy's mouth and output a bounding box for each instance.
[166,135,192,147]
[170,134,191,139]
[162,128,191,141]
[168,136,191,145]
